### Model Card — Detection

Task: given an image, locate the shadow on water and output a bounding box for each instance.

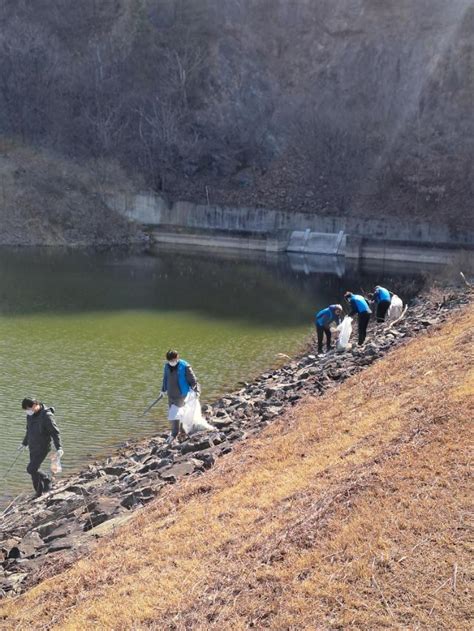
[0,246,431,323]
[0,247,312,324]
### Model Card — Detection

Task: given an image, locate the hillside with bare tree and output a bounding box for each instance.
[1,0,473,236]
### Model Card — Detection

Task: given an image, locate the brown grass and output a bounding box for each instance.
[0,141,139,245]
[1,305,473,630]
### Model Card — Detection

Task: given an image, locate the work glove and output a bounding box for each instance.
[57,449,64,459]
[17,444,26,452]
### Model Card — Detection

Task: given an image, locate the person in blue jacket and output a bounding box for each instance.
[314,304,343,355]
[370,285,392,323]
[344,292,372,345]
[161,350,200,443]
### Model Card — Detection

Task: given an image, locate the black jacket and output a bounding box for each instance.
[22,404,62,455]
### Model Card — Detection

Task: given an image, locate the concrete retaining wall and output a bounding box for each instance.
[150,230,287,253]
[107,192,474,247]
[107,192,473,264]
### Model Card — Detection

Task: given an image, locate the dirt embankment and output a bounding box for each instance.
[0,290,472,629]
[0,141,144,246]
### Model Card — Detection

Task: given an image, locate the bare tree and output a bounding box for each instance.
[0,17,61,141]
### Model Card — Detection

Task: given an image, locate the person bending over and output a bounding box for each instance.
[370,285,392,323]
[314,304,343,355]
[344,292,372,345]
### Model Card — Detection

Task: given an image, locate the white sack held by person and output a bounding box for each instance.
[336,316,353,351]
[178,391,214,435]
[387,295,403,321]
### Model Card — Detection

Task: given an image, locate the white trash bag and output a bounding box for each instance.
[336,316,353,351]
[178,391,214,435]
[50,452,62,474]
[388,294,403,321]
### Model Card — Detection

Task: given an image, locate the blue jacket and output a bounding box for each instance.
[348,294,372,315]
[162,359,191,396]
[315,305,341,328]
[374,286,391,303]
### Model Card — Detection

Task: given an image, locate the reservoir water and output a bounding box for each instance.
[0,246,431,503]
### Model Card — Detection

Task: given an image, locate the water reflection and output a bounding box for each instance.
[0,246,431,319]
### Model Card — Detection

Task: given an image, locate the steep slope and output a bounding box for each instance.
[1,300,472,629]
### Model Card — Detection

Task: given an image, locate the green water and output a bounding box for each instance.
[0,246,431,503]
[0,248,317,502]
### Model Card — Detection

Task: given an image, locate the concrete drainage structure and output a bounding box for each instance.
[286,229,346,256]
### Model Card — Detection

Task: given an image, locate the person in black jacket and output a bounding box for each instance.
[20,397,63,497]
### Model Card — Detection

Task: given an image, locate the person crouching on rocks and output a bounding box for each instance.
[161,350,200,444]
[20,397,63,498]
[315,304,343,355]
[369,285,393,323]
[344,292,372,346]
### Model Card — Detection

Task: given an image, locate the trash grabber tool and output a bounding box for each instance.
[140,393,164,417]
[1,449,24,486]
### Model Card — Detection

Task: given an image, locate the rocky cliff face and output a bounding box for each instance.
[174,0,474,226]
[1,1,472,229]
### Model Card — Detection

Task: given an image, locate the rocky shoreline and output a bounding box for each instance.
[1,288,471,598]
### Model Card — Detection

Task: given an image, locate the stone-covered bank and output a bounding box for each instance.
[0,288,471,598]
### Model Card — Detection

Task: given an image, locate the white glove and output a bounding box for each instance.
[57,449,64,459]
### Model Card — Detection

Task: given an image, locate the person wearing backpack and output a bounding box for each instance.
[161,350,200,443]
[19,397,63,497]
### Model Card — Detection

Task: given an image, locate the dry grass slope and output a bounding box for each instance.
[0,139,139,246]
[1,303,473,630]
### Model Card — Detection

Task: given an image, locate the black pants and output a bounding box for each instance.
[27,450,51,496]
[376,300,391,323]
[316,325,332,353]
[169,418,181,438]
[358,312,371,345]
